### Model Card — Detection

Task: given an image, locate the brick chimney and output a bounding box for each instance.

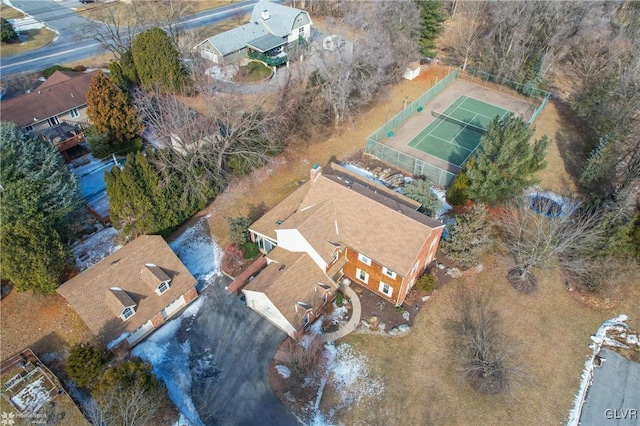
[310,164,322,184]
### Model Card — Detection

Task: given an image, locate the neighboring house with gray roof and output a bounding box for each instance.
[57,235,198,355]
[195,0,312,66]
[243,163,445,338]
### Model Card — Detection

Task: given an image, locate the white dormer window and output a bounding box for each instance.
[382,267,397,280]
[358,253,371,266]
[121,306,135,321]
[156,281,170,295]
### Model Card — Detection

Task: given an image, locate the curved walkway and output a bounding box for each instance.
[320,285,361,342]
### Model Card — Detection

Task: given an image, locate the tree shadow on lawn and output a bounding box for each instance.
[552,101,589,183]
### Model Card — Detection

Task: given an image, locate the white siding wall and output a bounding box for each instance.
[243,290,296,337]
[275,228,327,269]
[287,23,311,43]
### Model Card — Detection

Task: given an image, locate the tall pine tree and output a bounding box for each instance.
[105,152,173,236]
[131,27,189,94]
[86,71,142,157]
[466,116,549,205]
[440,204,492,267]
[0,122,78,293]
[418,0,447,57]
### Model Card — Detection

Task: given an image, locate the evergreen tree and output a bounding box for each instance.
[446,170,469,206]
[466,116,549,205]
[0,122,80,225]
[1,17,18,43]
[105,152,173,236]
[66,343,107,389]
[131,27,189,94]
[418,0,447,57]
[108,61,129,94]
[0,215,70,294]
[85,71,142,155]
[440,204,492,267]
[403,179,442,217]
[0,122,78,293]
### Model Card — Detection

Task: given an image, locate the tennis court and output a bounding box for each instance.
[408,95,511,167]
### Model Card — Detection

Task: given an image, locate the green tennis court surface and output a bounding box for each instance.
[408,95,511,167]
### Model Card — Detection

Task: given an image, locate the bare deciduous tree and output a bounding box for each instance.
[282,338,325,400]
[83,0,192,59]
[134,88,286,204]
[442,1,485,70]
[449,286,519,395]
[494,197,605,293]
[86,380,166,426]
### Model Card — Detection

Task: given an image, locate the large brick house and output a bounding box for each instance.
[0,70,97,162]
[243,163,444,338]
[57,235,198,354]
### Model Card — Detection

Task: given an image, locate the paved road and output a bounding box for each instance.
[579,348,640,426]
[0,0,271,76]
[178,276,297,426]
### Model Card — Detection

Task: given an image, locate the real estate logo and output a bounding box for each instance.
[0,411,47,425]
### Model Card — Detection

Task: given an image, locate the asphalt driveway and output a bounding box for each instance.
[177,275,297,426]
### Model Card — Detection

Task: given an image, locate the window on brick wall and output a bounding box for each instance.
[358,253,371,266]
[382,266,396,280]
[379,282,393,297]
[356,268,369,284]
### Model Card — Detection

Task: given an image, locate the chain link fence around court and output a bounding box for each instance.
[365,68,460,187]
[459,68,551,125]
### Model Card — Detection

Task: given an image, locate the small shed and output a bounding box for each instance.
[403,62,421,81]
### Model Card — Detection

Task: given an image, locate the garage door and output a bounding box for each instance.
[127,320,154,346]
[162,295,186,319]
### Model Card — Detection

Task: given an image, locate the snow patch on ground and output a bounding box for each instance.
[341,163,387,186]
[330,343,384,407]
[431,186,452,218]
[132,297,206,426]
[566,314,629,426]
[106,332,128,351]
[72,226,121,270]
[169,219,223,290]
[276,364,292,379]
[311,342,384,424]
[329,306,348,325]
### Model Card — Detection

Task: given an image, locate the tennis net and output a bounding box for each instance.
[431,110,487,135]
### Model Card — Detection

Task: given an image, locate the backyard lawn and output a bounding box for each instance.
[189,62,639,424]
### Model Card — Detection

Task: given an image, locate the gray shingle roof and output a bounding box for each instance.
[199,23,269,56]
[250,0,307,38]
[247,34,286,52]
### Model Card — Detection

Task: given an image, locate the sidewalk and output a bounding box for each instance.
[320,285,361,343]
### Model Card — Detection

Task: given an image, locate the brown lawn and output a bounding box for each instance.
[0,4,25,20]
[0,28,56,56]
[323,258,609,425]
[0,291,91,359]
[76,0,236,25]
